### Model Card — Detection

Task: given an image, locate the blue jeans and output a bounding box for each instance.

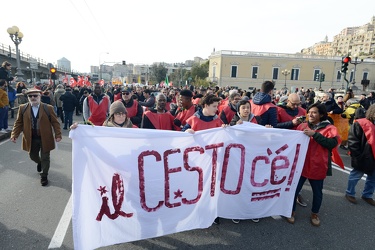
[293,176,324,214]
[0,106,9,129]
[9,101,15,118]
[346,169,375,198]
[64,111,74,129]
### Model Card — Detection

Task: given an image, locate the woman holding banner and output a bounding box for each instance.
[70,101,136,129]
[287,103,339,227]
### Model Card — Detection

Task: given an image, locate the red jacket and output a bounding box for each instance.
[143,111,174,130]
[277,106,306,130]
[186,115,223,131]
[174,105,197,131]
[88,95,110,126]
[250,101,276,116]
[297,122,339,179]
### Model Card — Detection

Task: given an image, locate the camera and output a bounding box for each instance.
[297,116,306,122]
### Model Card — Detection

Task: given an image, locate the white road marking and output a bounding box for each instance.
[48,195,72,249]
[332,164,367,180]
[0,138,10,146]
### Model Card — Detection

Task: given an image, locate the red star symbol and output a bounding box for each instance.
[174,189,183,199]
[97,186,108,196]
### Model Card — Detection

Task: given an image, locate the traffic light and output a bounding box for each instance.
[315,74,320,81]
[341,56,351,73]
[50,67,57,80]
[321,73,325,82]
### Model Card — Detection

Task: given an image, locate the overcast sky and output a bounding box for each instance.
[1,0,374,73]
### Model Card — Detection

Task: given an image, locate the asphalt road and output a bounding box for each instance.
[0,115,374,250]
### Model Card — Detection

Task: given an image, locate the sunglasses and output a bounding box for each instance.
[122,92,130,95]
[28,95,39,98]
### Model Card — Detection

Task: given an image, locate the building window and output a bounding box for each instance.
[336,71,342,82]
[231,65,237,78]
[313,69,321,81]
[272,68,279,80]
[291,68,299,80]
[363,72,368,80]
[213,66,216,78]
[252,66,258,79]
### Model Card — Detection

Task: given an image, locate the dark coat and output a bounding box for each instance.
[348,120,375,174]
[318,99,343,114]
[59,90,78,112]
[0,67,14,82]
[252,92,278,127]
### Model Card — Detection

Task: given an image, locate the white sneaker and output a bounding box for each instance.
[0,129,7,133]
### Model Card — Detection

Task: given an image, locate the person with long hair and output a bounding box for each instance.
[287,103,339,227]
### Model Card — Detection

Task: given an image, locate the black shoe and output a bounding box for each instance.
[37,163,41,172]
[213,217,220,225]
[76,114,81,116]
[41,177,48,186]
[63,127,68,130]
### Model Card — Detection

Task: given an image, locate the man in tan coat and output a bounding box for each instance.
[11,88,62,186]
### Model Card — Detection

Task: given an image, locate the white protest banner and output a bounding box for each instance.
[70,123,309,250]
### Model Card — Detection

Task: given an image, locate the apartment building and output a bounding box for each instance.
[303,16,375,57]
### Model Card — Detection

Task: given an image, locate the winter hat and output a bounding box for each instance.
[26,88,42,95]
[109,101,127,116]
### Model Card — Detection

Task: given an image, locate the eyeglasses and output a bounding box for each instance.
[289,101,300,106]
[28,95,39,98]
[114,112,126,116]
[122,92,130,95]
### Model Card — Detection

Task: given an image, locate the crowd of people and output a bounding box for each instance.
[1,59,374,227]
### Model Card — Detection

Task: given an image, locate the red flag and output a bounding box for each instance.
[70,77,77,87]
[63,73,68,84]
[99,79,105,86]
[332,147,344,169]
[76,76,83,87]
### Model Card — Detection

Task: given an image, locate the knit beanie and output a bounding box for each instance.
[110,101,126,116]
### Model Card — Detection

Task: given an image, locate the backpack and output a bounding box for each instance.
[22,103,51,122]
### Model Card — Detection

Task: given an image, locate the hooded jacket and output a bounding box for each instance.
[251,92,277,127]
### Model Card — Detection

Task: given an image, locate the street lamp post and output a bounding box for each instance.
[281,69,290,89]
[350,54,363,86]
[99,52,109,81]
[7,26,24,82]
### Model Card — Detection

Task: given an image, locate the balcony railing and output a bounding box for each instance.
[210,50,375,62]
[0,41,81,73]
